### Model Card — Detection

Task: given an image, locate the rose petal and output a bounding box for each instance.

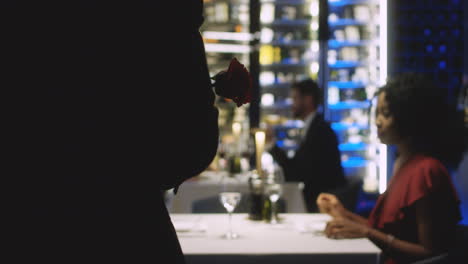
[212,57,253,107]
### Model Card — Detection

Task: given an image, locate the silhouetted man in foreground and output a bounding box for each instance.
[5,1,219,263]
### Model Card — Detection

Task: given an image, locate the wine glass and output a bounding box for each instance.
[219,171,242,239]
[264,180,283,224]
[219,191,242,239]
[264,163,284,224]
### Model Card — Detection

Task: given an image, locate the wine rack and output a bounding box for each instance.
[325,0,385,193]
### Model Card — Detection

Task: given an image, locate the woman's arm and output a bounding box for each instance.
[366,227,433,259]
[325,216,433,260]
[322,195,451,260]
[317,193,368,225]
[340,207,369,225]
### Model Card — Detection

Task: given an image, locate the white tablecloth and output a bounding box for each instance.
[171,213,381,264]
[167,171,307,213]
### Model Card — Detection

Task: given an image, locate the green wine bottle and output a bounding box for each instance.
[262,195,271,222]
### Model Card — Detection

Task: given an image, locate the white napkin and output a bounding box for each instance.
[173,221,207,234]
[173,221,195,232]
[295,222,326,235]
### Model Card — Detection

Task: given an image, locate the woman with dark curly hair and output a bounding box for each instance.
[316,72,466,264]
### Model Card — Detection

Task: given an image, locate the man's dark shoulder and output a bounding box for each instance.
[309,114,339,143]
[312,114,335,132]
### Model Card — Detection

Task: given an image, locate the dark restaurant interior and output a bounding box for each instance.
[5,1,468,264]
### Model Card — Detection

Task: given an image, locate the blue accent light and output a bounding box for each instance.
[328,81,365,89]
[328,19,364,27]
[424,29,431,36]
[328,40,367,49]
[276,140,285,148]
[328,61,361,68]
[426,45,433,52]
[439,61,446,69]
[331,122,369,131]
[342,157,368,168]
[339,142,367,152]
[277,131,287,139]
[329,0,370,8]
[439,45,446,53]
[328,100,371,110]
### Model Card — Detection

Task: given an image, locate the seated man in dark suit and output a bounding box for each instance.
[266,79,347,212]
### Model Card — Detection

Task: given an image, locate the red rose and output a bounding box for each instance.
[212,57,253,107]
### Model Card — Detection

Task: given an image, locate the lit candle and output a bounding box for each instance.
[232,122,241,138]
[255,130,265,176]
[232,122,242,155]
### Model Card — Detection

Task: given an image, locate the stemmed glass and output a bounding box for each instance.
[219,191,241,239]
[264,162,284,224]
[219,173,242,239]
[264,179,283,224]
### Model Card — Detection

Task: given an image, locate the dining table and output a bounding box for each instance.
[171,213,382,264]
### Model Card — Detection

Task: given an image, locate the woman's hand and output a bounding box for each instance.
[316,193,345,218]
[324,217,370,239]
